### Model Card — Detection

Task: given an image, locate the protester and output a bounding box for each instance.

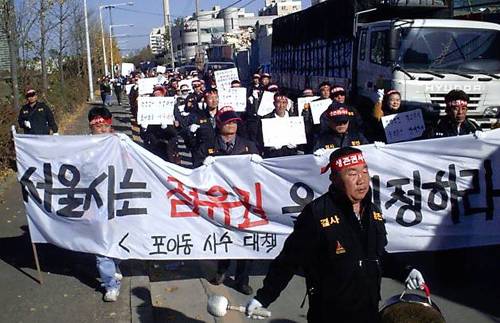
[128,76,140,121]
[112,75,125,106]
[300,87,317,154]
[18,89,58,135]
[368,89,406,142]
[231,79,242,88]
[259,92,298,158]
[245,146,426,322]
[99,77,112,106]
[185,80,204,112]
[260,73,271,91]
[87,106,123,302]
[318,81,331,100]
[427,89,481,138]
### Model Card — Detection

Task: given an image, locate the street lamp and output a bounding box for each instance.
[83,0,94,101]
[109,24,134,78]
[99,2,133,76]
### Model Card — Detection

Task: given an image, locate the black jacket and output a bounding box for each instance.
[185,109,217,150]
[193,134,259,167]
[255,187,387,323]
[314,129,369,151]
[428,117,480,138]
[18,101,58,135]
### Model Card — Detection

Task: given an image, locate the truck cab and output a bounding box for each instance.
[356,19,500,126]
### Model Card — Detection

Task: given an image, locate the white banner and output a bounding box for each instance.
[297,96,319,116]
[261,117,307,147]
[218,88,247,112]
[214,68,239,91]
[382,109,425,144]
[310,98,332,124]
[15,130,500,260]
[137,96,176,125]
[258,91,275,116]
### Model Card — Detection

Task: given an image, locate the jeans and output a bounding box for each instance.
[96,255,121,291]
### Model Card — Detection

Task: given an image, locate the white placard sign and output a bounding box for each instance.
[13,130,500,260]
[382,109,425,143]
[138,77,159,95]
[178,78,199,92]
[297,96,320,116]
[218,88,247,112]
[261,116,307,147]
[310,99,332,124]
[121,63,135,76]
[125,84,134,95]
[137,96,176,125]
[257,91,276,116]
[156,66,166,74]
[214,68,239,91]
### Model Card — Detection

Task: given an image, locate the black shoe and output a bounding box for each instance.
[236,283,253,295]
[211,272,226,285]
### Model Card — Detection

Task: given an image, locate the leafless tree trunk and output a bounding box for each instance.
[1,0,20,109]
[39,0,49,95]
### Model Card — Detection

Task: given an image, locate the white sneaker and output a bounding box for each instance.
[104,288,120,302]
[114,273,123,281]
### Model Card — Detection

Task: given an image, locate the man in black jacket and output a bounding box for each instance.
[314,104,369,154]
[428,89,481,138]
[18,89,58,135]
[245,147,425,322]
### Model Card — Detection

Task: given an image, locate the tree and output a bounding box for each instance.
[0,0,20,109]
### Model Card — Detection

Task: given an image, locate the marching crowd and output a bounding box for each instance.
[17,67,484,322]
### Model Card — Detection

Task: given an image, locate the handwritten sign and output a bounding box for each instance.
[218,87,247,112]
[257,91,276,116]
[138,77,160,95]
[382,109,425,143]
[156,65,166,74]
[310,99,332,124]
[214,68,239,91]
[261,116,307,147]
[137,96,176,125]
[297,96,320,116]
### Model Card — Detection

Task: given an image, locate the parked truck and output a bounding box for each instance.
[271,0,500,126]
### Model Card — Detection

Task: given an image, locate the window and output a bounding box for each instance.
[370,30,388,65]
[359,29,367,61]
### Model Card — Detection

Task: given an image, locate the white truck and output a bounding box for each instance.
[271,0,500,127]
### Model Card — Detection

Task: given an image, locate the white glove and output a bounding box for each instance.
[313,148,327,156]
[203,156,215,166]
[248,96,254,104]
[272,145,283,150]
[374,141,386,149]
[474,130,485,139]
[189,124,200,133]
[377,89,385,102]
[24,121,31,129]
[160,123,168,129]
[245,298,267,320]
[53,132,59,136]
[141,124,148,130]
[250,154,263,164]
[405,269,425,290]
[286,143,296,149]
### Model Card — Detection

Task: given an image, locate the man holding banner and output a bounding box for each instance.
[246,147,425,322]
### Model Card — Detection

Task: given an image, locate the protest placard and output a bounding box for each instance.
[382,109,425,143]
[261,116,307,147]
[138,77,159,95]
[214,68,239,91]
[121,63,135,76]
[310,98,332,124]
[125,84,134,95]
[297,96,320,116]
[156,66,166,74]
[258,91,276,116]
[137,96,176,125]
[218,88,247,112]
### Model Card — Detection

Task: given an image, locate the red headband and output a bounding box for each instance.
[89,116,112,126]
[320,152,366,174]
[386,90,400,96]
[332,87,345,93]
[447,100,467,107]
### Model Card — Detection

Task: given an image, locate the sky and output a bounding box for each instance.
[87,0,310,54]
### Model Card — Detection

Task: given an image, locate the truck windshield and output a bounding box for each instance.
[399,27,500,73]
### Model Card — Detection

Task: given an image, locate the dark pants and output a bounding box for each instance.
[114,89,122,105]
[217,259,251,286]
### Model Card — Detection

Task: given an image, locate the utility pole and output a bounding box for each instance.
[196,0,201,47]
[162,0,175,68]
[83,0,94,101]
[5,0,20,109]
[195,0,204,70]
[108,7,114,78]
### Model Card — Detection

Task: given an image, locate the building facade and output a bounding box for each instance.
[259,0,302,16]
[149,26,166,55]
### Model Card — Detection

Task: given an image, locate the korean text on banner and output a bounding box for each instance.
[14,130,500,260]
[310,99,332,124]
[382,109,425,143]
[258,91,276,116]
[261,117,307,147]
[218,88,247,112]
[214,68,239,91]
[137,96,176,125]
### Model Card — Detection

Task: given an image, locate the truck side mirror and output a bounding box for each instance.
[386,28,400,64]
